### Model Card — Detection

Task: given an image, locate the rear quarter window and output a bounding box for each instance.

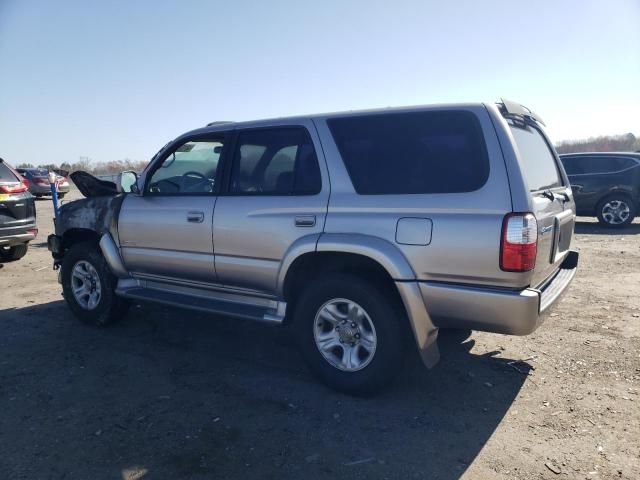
[327,110,489,195]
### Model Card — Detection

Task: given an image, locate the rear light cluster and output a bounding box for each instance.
[500,213,538,272]
[35,178,50,186]
[0,183,28,193]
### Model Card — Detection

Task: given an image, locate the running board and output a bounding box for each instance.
[115,286,286,325]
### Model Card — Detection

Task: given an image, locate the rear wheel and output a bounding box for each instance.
[597,194,636,228]
[293,273,405,395]
[0,243,28,261]
[61,241,129,325]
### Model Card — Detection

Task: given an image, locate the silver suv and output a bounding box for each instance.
[48,100,578,394]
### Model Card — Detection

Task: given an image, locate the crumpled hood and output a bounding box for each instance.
[70,171,118,198]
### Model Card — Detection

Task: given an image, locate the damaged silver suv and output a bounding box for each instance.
[48,100,578,394]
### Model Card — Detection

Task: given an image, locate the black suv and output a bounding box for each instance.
[559,152,640,227]
[0,159,37,261]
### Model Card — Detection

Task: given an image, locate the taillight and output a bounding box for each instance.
[22,178,31,188]
[0,183,27,193]
[500,213,538,272]
[35,178,49,186]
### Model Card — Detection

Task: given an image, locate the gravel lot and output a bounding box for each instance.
[1,190,638,480]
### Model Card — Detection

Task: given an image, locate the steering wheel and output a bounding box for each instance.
[181,171,212,192]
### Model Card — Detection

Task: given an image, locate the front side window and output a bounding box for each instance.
[230,128,321,195]
[328,110,490,195]
[510,125,563,191]
[147,139,223,194]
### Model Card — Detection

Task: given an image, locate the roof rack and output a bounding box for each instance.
[206,120,234,127]
[497,98,546,126]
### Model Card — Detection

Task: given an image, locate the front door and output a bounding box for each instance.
[118,135,226,284]
[213,124,329,294]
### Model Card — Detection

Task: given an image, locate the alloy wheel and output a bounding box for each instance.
[313,298,377,372]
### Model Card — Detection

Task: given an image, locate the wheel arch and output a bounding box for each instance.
[279,235,440,368]
[61,228,100,250]
[277,233,417,299]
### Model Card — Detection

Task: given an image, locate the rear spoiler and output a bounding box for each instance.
[497,98,546,127]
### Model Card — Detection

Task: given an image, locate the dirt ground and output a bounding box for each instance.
[1,190,638,480]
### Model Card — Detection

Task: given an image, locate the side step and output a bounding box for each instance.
[116,286,286,324]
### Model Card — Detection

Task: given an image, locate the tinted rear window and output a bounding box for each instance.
[510,125,563,191]
[328,110,489,195]
[0,162,20,182]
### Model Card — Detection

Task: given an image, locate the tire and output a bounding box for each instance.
[61,241,129,326]
[293,273,406,395]
[0,243,28,261]
[596,194,636,228]
[58,193,66,199]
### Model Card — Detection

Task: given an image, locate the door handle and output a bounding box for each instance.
[187,211,205,223]
[295,215,316,227]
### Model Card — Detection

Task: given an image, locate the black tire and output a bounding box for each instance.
[58,193,66,199]
[596,194,636,228]
[61,241,129,326]
[0,243,28,261]
[293,273,406,395]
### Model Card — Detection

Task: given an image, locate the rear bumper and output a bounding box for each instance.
[0,224,38,247]
[421,251,579,335]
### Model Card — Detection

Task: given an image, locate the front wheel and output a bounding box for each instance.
[293,274,406,395]
[597,195,636,228]
[61,241,129,325]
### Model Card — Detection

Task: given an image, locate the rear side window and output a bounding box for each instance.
[0,162,20,182]
[510,126,563,191]
[560,157,580,175]
[230,127,321,195]
[565,156,637,174]
[327,111,489,195]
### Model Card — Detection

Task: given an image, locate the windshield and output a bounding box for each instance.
[510,125,563,192]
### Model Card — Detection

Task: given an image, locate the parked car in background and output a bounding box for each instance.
[48,100,578,393]
[559,152,640,227]
[15,168,70,198]
[0,159,37,261]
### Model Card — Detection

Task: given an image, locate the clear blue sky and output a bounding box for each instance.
[1,0,638,165]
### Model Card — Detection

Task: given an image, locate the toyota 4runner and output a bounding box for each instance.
[48,100,579,394]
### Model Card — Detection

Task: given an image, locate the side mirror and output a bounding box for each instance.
[118,171,139,193]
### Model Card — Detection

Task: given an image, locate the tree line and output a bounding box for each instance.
[15,158,148,175]
[555,132,639,154]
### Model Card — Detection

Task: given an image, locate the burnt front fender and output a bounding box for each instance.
[55,195,126,243]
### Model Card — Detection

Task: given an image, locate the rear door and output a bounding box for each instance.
[213,123,328,294]
[510,125,575,286]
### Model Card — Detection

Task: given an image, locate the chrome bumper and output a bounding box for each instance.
[421,251,579,335]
